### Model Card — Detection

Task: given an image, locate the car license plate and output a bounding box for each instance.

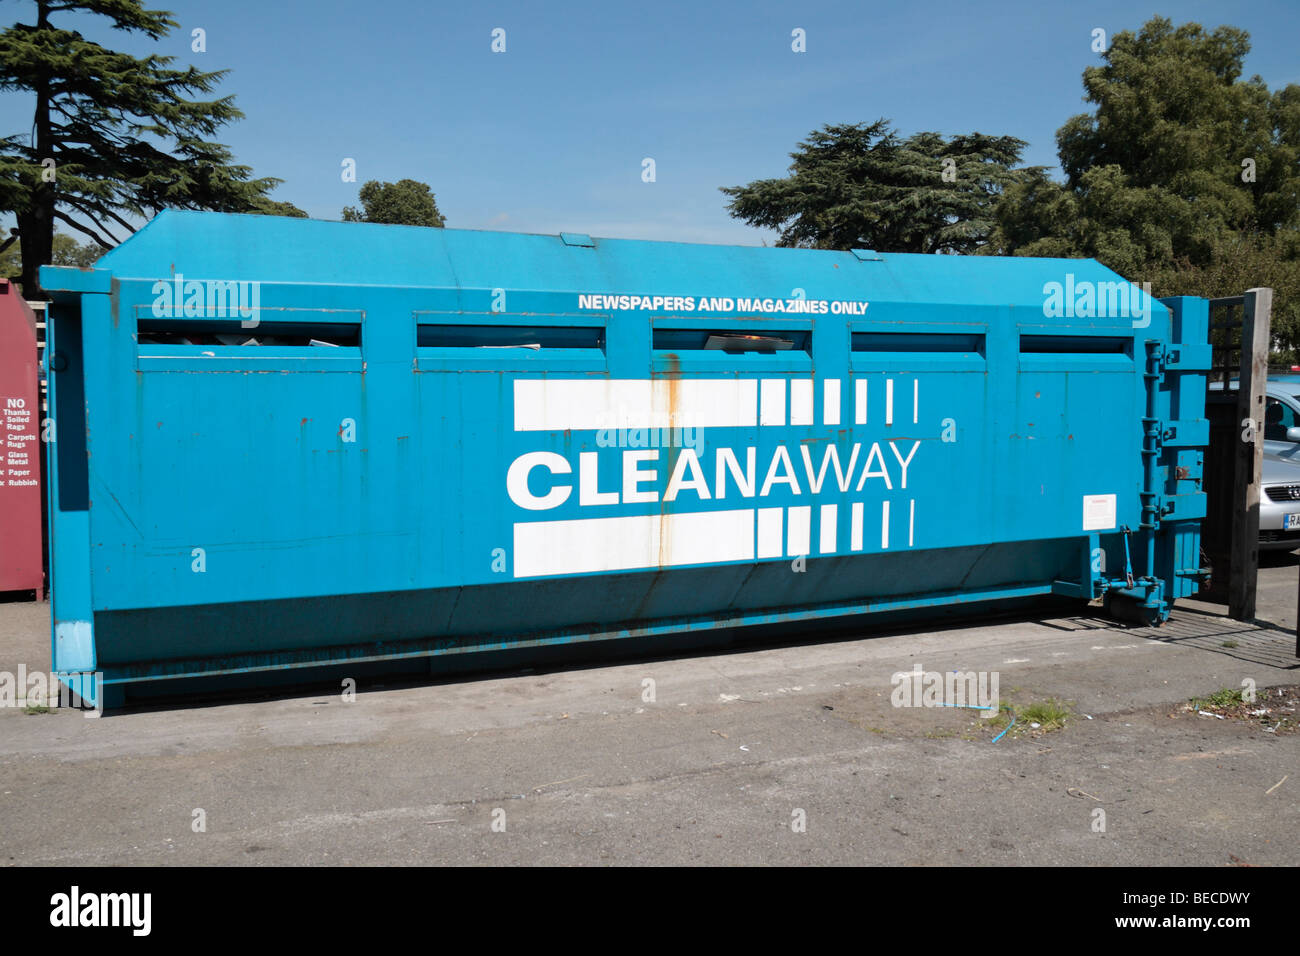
[1287,514,1300,530]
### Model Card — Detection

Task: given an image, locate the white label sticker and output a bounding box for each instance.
[1082,494,1117,531]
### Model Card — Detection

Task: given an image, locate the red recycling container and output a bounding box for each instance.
[0,279,43,599]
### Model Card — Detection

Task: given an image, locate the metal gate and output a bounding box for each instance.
[1198,288,1272,621]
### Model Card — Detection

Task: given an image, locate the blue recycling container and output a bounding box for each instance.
[40,211,1210,708]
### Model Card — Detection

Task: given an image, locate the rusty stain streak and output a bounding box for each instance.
[659,352,681,570]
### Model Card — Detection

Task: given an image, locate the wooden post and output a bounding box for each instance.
[1229,288,1271,620]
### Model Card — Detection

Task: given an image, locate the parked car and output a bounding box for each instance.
[1261,452,1300,550]
[1208,378,1300,456]
[1260,376,1300,457]
[1208,378,1300,550]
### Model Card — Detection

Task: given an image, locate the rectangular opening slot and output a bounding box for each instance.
[852,332,984,354]
[52,311,88,511]
[417,324,604,350]
[654,329,810,354]
[1019,334,1130,355]
[138,319,360,348]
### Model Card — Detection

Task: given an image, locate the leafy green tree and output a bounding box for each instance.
[0,232,104,281]
[1148,234,1300,360]
[987,17,1300,270]
[983,16,1300,351]
[342,179,446,227]
[0,0,291,295]
[720,120,1033,253]
[250,199,308,218]
[1057,17,1295,237]
[0,230,19,281]
[983,164,1205,276]
[50,232,102,267]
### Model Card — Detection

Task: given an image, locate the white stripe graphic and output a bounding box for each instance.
[912,379,919,424]
[760,379,786,426]
[790,379,813,426]
[823,379,841,426]
[909,499,915,547]
[851,502,864,551]
[514,379,757,431]
[787,506,811,556]
[757,507,784,559]
[885,378,894,426]
[819,503,837,554]
[881,500,890,549]
[514,509,756,578]
[855,378,867,425]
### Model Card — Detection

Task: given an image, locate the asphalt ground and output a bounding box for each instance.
[1,559,1296,866]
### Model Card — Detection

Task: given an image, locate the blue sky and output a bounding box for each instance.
[3,0,1298,246]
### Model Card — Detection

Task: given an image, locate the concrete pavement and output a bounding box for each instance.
[1,562,1296,866]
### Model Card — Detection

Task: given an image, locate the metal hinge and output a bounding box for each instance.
[1163,342,1213,372]
[1160,420,1210,448]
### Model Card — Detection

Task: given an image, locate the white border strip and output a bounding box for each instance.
[515,379,758,431]
[514,509,756,578]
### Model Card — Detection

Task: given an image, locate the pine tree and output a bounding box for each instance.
[0,0,289,295]
[721,120,1032,254]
